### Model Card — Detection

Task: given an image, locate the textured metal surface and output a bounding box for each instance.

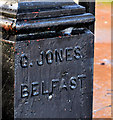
[79,1,95,33]
[1,1,95,119]
[1,2,95,41]
[16,13,95,34]
[15,30,94,118]
[17,4,85,20]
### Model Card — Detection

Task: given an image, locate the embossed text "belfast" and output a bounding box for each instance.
[21,74,86,98]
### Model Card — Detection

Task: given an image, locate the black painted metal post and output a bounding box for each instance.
[1,1,95,119]
[79,0,95,33]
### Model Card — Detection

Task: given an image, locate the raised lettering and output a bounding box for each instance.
[41,81,49,95]
[37,51,44,66]
[66,47,73,61]
[70,77,77,90]
[78,74,86,88]
[74,46,82,60]
[50,79,59,95]
[20,54,28,68]
[21,84,29,98]
[59,78,67,92]
[31,82,39,96]
[46,50,53,64]
[55,49,63,62]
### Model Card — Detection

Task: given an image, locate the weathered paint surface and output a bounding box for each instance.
[1,1,95,119]
[15,30,94,118]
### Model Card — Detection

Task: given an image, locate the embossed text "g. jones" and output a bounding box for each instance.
[21,74,86,98]
[20,46,82,68]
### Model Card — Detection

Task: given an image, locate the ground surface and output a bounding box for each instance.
[93,43,111,118]
[93,2,111,118]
